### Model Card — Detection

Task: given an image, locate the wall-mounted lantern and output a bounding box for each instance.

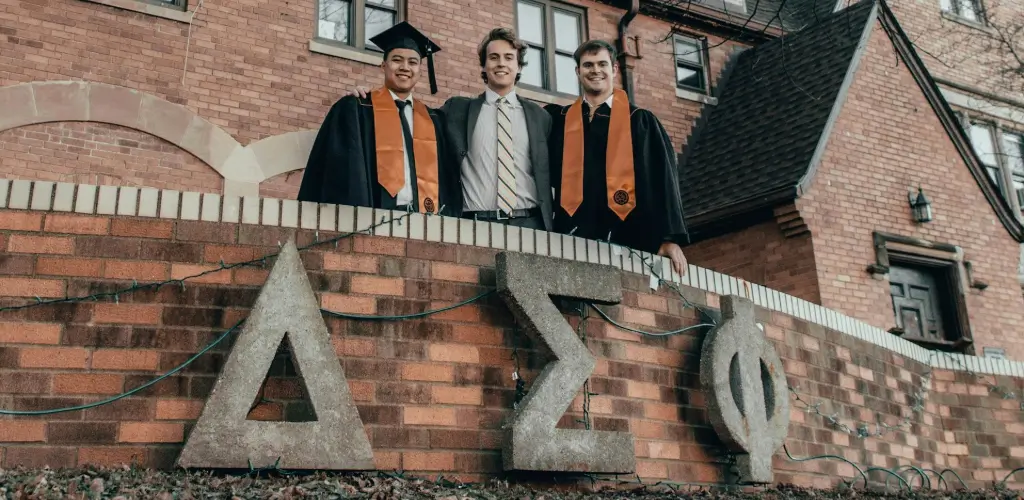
[909,187,933,223]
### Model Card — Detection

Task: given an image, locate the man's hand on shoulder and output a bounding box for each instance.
[657,241,687,276]
[542,102,566,119]
[346,86,371,99]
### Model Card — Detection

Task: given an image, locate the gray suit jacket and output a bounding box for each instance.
[441,92,554,231]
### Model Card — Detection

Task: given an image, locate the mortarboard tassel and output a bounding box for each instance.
[427,50,438,95]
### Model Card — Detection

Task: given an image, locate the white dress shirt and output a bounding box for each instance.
[389,89,414,207]
[461,89,539,211]
[584,93,615,114]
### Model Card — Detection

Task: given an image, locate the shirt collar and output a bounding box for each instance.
[584,93,614,109]
[388,89,413,106]
[485,88,519,107]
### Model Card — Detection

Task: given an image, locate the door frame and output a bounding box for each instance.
[868,231,974,352]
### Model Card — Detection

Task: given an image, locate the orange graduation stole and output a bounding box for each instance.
[560,88,636,221]
[370,87,440,213]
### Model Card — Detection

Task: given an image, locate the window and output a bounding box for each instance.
[673,35,708,93]
[516,0,585,96]
[317,0,401,52]
[968,120,1024,214]
[871,232,973,353]
[146,0,186,9]
[940,0,984,22]
[969,123,1003,194]
[1003,132,1024,208]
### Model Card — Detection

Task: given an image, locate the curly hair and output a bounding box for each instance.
[477,27,528,84]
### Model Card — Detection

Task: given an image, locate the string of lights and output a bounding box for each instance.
[588,304,716,337]
[321,291,495,321]
[0,319,245,416]
[788,351,935,439]
[625,250,1024,491]
[1,212,1022,490]
[575,302,595,430]
[0,214,696,416]
[0,212,417,314]
[0,297,497,416]
[510,323,527,410]
[576,444,983,493]
[627,248,718,323]
[936,350,1024,409]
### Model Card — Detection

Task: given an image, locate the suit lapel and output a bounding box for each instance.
[523,103,541,169]
[467,93,484,148]
[523,102,551,212]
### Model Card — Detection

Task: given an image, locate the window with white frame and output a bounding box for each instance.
[940,0,984,23]
[968,120,1024,213]
[516,0,585,96]
[673,35,709,93]
[970,123,1003,193]
[317,0,401,52]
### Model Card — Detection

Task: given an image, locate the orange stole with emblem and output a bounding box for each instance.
[559,88,636,221]
[370,88,440,213]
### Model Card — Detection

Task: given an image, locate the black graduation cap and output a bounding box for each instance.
[370,21,442,94]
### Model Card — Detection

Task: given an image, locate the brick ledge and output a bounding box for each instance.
[0,176,1020,375]
[308,40,381,66]
[517,87,575,106]
[675,87,718,106]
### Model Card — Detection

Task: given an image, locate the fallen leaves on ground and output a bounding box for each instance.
[0,467,1020,499]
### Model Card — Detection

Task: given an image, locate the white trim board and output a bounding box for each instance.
[941,87,1024,127]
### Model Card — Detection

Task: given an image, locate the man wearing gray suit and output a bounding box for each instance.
[351,28,552,230]
[441,28,552,230]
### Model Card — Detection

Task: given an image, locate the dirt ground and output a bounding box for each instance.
[1,468,1022,499]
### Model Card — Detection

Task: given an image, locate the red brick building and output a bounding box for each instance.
[0,0,759,197]
[678,0,1024,359]
[3,0,1024,480]
[1,0,1022,360]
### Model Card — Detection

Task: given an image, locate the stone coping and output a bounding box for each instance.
[0,177,1021,377]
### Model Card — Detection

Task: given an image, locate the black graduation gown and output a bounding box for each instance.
[297,95,462,215]
[545,101,687,253]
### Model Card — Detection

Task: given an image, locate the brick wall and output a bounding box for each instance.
[683,220,822,303]
[927,369,1024,482]
[259,171,304,200]
[0,123,221,194]
[603,14,746,145]
[0,0,733,194]
[1,207,1023,488]
[796,22,1024,358]
[883,0,1024,98]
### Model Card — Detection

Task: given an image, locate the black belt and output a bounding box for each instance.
[465,207,541,221]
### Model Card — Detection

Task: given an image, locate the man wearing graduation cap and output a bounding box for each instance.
[546,39,688,274]
[297,22,461,215]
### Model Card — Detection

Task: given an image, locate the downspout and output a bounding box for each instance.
[617,0,640,104]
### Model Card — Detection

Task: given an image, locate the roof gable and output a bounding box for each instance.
[679,0,876,224]
[679,0,1024,241]
[872,0,1023,241]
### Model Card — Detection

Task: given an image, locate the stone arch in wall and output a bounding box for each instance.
[0,121,226,194]
[249,130,317,200]
[0,81,318,197]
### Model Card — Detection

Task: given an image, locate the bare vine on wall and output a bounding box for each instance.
[645,0,1022,100]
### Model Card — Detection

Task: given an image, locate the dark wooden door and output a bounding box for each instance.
[889,265,946,343]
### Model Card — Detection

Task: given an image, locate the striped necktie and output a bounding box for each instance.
[496,96,516,214]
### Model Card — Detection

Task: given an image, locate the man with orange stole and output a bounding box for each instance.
[298,22,461,215]
[546,40,688,274]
